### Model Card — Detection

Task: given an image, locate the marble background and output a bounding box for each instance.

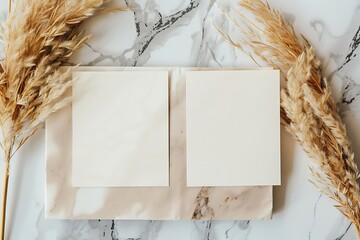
[1,0,360,239]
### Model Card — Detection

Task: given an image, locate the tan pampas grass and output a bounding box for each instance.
[218,0,360,237]
[0,0,119,238]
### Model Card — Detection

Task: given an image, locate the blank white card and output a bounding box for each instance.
[186,70,281,187]
[72,71,169,187]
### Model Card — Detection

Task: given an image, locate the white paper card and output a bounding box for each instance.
[186,70,280,187]
[72,71,169,187]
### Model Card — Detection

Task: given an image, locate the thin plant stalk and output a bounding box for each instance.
[217,0,360,236]
[7,0,10,14]
[0,1,120,239]
[1,2,11,239]
[0,160,9,240]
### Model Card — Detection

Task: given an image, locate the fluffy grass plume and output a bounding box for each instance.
[219,0,360,236]
[0,0,121,238]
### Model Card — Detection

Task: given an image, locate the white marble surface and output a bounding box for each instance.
[0,0,360,239]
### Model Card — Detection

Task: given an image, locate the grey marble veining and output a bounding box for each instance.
[0,0,360,239]
[79,0,201,67]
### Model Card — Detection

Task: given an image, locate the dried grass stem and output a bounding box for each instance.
[0,0,122,238]
[219,0,360,236]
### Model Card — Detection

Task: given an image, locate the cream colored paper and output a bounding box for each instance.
[72,71,169,187]
[186,70,281,187]
[45,67,274,220]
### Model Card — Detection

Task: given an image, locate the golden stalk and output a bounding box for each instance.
[0,1,125,239]
[0,164,8,240]
[218,0,360,236]
[1,3,11,239]
[7,0,10,14]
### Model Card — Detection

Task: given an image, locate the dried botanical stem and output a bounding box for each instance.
[7,0,11,14]
[0,162,8,240]
[0,3,11,239]
[0,1,124,239]
[219,0,360,236]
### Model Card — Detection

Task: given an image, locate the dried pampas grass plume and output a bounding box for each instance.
[218,0,360,237]
[0,0,125,239]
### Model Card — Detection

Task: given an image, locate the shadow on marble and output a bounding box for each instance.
[7,131,44,240]
[273,127,296,213]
